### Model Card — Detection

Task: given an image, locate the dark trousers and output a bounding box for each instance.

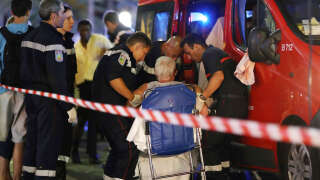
[97,112,139,180]
[23,95,67,180]
[59,121,72,160]
[203,96,248,178]
[72,81,97,158]
[56,122,72,180]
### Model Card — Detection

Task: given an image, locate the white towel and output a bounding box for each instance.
[126,117,147,152]
[234,52,255,86]
[206,17,225,50]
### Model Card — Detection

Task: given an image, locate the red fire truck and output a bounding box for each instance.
[136,0,320,179]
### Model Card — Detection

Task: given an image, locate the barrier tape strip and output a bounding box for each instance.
[2,84,320,148]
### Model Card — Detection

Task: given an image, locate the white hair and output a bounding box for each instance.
[155,56,176,81]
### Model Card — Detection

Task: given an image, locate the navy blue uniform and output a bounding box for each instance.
[57,32,77,170]
[92,45,139,180]
[20,22,72,180]
[201,46,248,179]
[64,32,77,95]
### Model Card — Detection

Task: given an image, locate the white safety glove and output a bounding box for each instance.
[67,107,78,124]
[196,96,205,113]
[129,94,143,108]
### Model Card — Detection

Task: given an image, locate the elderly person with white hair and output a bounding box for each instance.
[127,56,207,180]
[133,56,208,114]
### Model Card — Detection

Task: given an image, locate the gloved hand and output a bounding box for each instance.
[196,97,205,113]
[67,107,78,124]
[129,94,143,108]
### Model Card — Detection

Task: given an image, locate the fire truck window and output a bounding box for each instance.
[139,11,155,39]
[187,12,212,38]
[232,0,249,49]
[152,12,170,41]
[257,1,276,34]
[233,0,275,48]
[276,0,320,38]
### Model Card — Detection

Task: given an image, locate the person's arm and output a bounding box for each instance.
[96,36,113,60]
[110,78,134,101]
[106,53,143,107]
[133,83,148,97]
[202,70,224,98]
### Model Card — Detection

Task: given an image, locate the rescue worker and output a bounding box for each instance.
[56,3,76,179]
[20,0,77,179]
[181,34,248,180]
[92,32,151,180]
[72,19,113,164]
[136,36,183,86]
[0,0,32,179]
[103,10,133,47]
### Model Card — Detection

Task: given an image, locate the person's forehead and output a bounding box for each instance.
[80,25,91,30]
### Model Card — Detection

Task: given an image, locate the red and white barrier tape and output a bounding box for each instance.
[2,84,320,148]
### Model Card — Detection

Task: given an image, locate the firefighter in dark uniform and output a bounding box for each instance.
[56,3,77,180]
[181,34,248,180]
[136,36,183,86]
[92,32,151,180]
[103,10,133,47]
[19,0,76,179]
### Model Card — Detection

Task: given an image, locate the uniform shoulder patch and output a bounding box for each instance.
[118,54,126,66]
[117,52,130,66]
[55,50,64,62]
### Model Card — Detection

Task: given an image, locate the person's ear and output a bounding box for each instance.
[163,43,169,49]
[50,12,56,22]
[26,10,31,18]
[193,44,202,51]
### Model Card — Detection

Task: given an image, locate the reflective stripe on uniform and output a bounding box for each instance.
[58,155,71,163]
[104,49,138,75]
[35,170,56,177]
[103,174,124,180]
[205,165,222,172]
[21,41,66,52]
[104,50,130,66]
[22,166,36,173]
[142,63,155,75]
[221,161,230,168]
[66,48,75,55]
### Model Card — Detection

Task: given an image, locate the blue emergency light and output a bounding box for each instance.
[190,12,208,23]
